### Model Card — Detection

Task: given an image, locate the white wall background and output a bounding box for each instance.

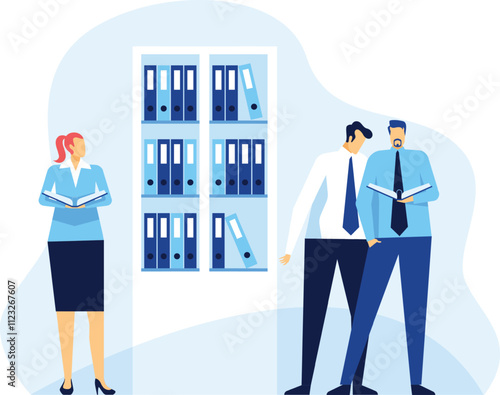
[1,0,499,393]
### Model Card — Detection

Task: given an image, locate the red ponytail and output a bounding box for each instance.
[54,133,83,163]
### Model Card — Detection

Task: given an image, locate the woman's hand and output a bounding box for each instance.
[65,204,85,209]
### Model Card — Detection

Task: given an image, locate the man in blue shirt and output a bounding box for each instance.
[328,120,438,395]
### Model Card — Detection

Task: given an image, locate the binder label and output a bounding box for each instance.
[215,69,222,90]
[147,70,154,90]
[187,144,194,164]
[174,217,181,238]
[174,144,181,164]
[187,218,194,238]
[229,219,242,239]
[255,144,262,164]
[228,69,236,90]
[215,217,222,238]
[187,69,194,90]
[147,217,154,238]
[228,144,236,164]
[174,69,181,90]
[160,217,167,238]
[215,144,222,164]
[242,69,253,89]
[147,144,154,164]
[160,144,167,164]
[242,144,249,164]
[160,70,167,90]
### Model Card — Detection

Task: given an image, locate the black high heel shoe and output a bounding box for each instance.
[59,380,73,394]
[95,378,115,394]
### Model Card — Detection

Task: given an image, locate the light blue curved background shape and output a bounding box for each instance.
[1,1,498,393]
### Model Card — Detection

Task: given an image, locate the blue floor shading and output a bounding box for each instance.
[34,348,132,395]
[278,308,483,395]
[35,307,481,394]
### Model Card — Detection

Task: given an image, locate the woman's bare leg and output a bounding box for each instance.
[56,311,75,389]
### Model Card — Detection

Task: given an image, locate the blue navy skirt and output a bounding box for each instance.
[48,240,104,311]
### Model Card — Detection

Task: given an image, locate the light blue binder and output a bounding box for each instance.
[184,139,197,195]
[212,139,225,195]
[225,213,257,268]
[144,139,157,195]
[170,213,184,269]
[157,65,170,121]
[239,64,263,120]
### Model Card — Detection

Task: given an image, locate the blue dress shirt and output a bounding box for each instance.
[39,160,112,242]
[356,147,439,240]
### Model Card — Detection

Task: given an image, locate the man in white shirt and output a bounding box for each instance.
[281,121,377,395]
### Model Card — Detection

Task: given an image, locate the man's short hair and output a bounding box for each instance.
[388,120,407,134]
[346,121,373,142]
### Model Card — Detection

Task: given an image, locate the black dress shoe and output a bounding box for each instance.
[327,385,350,395]
[284,384,310,395]
[411,385,435,395]
[353,384,378,395]
[59,380,73,394]
[95,379,116,395]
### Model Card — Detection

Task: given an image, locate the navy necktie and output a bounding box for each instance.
[343,156,359,235]
[391,151,408,235]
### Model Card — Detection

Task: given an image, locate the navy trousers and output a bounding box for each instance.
[301,238,369,387]
[340,237,432,385]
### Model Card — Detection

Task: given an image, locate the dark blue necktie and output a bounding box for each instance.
[391,150,408,235]
[343,156,359,235]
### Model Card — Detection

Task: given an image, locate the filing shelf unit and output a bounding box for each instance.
[133,46,277,344]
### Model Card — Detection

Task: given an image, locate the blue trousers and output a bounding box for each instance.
[340,237,432,385]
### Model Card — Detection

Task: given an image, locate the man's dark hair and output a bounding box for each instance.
[388,120,407,134]
[346,121,373,143]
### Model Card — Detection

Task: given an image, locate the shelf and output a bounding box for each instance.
[209,268,268,272]
[142,120,200,124]
[210,120,267,124]
[142,268,199,272]
[142,194,200,198]
[210,194,267,198]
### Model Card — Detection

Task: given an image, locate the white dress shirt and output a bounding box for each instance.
[59,158,91,187]
[285,147,368,255]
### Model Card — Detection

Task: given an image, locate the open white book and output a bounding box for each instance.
[367,183,432,200]
[43,190,107,208]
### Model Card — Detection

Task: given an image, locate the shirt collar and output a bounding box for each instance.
[390,146,406,153]
[59,158,91,170]
[340,146,354,157]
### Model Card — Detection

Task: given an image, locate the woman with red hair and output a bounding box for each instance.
[39,133,114,395]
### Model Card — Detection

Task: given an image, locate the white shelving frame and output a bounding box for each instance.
[132,46,277,346]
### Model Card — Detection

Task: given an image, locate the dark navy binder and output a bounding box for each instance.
[212,65,225,120]
[171,139,183,195]
[157,139,170,195]
[171,65,184,121]
[252,139,265,195]
[225,65,238,121]
[239,139,251,195]
[144,65,156,121]
[184,213,197,269]
[225,139,238,195]
[184,65,197,121]
[212,213,225,269]
[157,213,170,269]
[144,213,157,268]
